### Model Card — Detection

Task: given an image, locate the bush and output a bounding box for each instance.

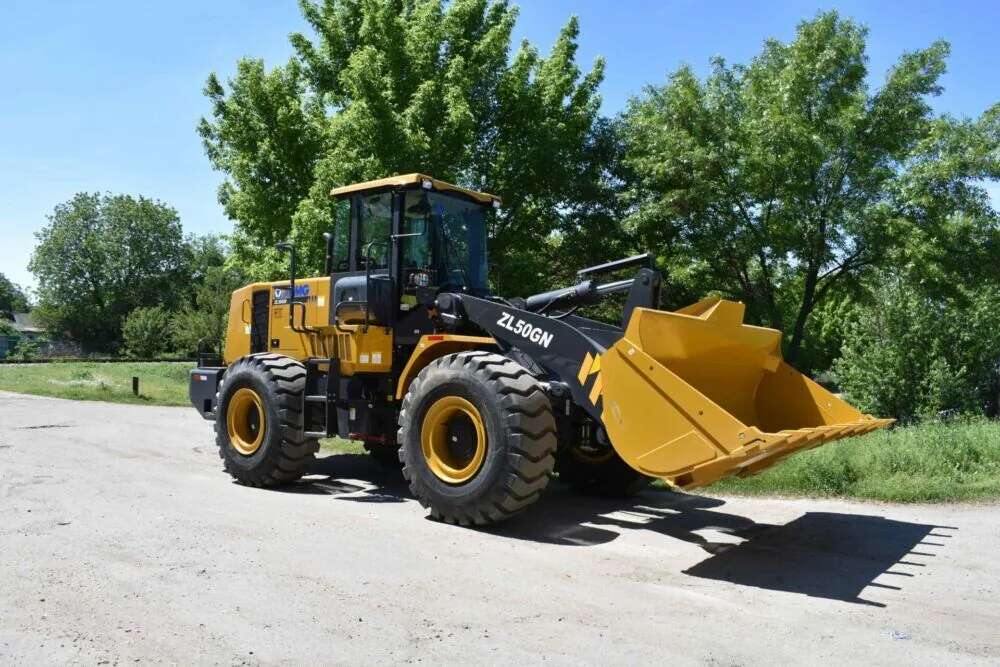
[6,335,47,361]
[122,306,172,358]
[834,279,1000,421]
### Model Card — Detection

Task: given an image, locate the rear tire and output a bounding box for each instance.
[215,353,319,486]
[399,351,556,525]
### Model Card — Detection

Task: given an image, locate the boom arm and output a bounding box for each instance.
[438,292,609,422]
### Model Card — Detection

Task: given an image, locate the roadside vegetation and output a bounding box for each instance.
[707,418,1000,502]
[0,361,190,406]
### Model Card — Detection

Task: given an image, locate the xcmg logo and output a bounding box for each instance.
[273,284,310,305]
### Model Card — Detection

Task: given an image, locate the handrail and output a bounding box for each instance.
[333,300,370,334]
[276,241,321,335]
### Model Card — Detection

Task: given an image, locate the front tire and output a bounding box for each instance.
[399,352,556,526]
[215,354,319,486]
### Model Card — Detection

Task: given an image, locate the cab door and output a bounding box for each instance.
[330,190,400,328]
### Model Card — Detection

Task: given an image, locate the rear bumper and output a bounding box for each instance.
[189,367,223,420]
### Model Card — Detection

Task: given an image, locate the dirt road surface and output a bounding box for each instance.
[1,390,998,665]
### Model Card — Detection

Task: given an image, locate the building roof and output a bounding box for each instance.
[11,312,42,333]
[330,173,501,205]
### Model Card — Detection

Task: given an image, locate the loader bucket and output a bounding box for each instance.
[596,298,893,489]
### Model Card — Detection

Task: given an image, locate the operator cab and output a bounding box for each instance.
[327,173,499,344]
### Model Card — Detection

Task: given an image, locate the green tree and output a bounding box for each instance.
[621,11,1000,366]
[167,235,247,356]
[199,0,606,294]
[170,264,247,356]
[29,193,187,351]
[834,278,1000,421]
[0,273,29,312]
[122,306,172,358]
[183,233,228,284]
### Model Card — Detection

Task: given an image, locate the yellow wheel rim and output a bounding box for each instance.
[227,387,266,455]
[420,395,487,484]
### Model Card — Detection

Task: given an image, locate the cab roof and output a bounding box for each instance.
[329,173,501,205]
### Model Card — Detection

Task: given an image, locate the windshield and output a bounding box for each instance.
[358,192,392,270]
[402,191,489,293]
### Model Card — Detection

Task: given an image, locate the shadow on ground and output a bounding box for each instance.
[284,453,954,606]
[680,511,950,607]
[282,453,410,503]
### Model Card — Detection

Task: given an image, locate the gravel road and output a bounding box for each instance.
[1,390,998,665]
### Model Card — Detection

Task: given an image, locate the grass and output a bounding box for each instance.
[320,437,364,454]
[0,361,191,406]
[2,361,997,502]
[705,417,1000,503]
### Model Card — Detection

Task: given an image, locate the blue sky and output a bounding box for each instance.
[2,1,998,291]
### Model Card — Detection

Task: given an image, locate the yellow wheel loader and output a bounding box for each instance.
[189,174,892,525]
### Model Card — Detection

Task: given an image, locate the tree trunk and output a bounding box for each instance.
[785,267,818,366]
[787,210,829,366]
[757,250,783,331]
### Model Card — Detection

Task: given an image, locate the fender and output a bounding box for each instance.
[395,334,497,399]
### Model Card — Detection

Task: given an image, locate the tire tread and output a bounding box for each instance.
[399,352,556,526]
[215,353,319,487]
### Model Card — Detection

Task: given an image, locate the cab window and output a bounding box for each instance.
[330,198,351,272]
[358,192,392,270]
[402,191,432,290]
[401,190,488,293]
